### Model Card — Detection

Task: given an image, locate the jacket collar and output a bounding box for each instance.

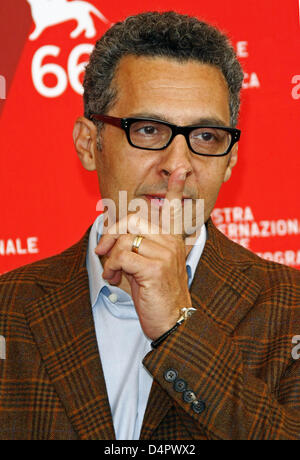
[35,226,92,288]
[25,218,261,439]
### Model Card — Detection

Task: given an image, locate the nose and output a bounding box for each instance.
[159,133,193,178]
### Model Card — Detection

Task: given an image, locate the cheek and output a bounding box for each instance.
[97,135,129,180]
[97,146,156,198]
[193,160,228,216]
[194,160,226,193]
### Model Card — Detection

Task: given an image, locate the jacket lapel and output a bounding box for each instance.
[190,218,262,336]
[24,229,115,440]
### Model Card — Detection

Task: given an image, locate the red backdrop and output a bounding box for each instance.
[0,0,299,275]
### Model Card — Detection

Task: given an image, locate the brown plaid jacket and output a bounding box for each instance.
[1,218,300,440]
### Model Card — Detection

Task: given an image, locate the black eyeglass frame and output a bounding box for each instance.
[90,114,241,157]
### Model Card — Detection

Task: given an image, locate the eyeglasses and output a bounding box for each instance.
[90,114,241,157]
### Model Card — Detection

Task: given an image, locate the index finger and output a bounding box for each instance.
[163,168,187,203]
[161,168,187,236]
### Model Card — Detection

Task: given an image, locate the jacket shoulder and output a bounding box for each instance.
[208,218,300,286]
[0,227,91,312]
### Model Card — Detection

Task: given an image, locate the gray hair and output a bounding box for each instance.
[83,11,244,129]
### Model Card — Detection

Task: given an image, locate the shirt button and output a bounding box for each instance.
[164,369,178,383]
[173,378,187,393]
[108,293,118,303]
[183,390,197,403]
[192,400,206,414]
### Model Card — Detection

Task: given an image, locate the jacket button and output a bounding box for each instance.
[192,400,206,414]
[183,390,197,403]
[173,378,187,392]
[164,369,178,383]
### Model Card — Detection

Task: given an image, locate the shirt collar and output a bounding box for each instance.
[86,214,108,308]
[86,213,207,308]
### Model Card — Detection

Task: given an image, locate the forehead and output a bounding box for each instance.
[110,55,230,125]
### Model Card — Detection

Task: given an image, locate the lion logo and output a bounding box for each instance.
[27,0,110,40]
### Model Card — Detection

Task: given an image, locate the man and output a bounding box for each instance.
[0,11,300,440]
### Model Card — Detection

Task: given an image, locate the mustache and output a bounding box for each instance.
[137,184,198,200]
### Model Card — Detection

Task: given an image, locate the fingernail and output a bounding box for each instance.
[178,172,187,181]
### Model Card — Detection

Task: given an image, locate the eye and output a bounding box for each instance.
[138,125,158,136]
[130,120,172,149]
[199,132,215,142]
[191,128,224,144]
[131,121,162,137]
[192,131,217,142]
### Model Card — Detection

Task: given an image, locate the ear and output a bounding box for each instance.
[223,144,238,183]
[73,116,98,171]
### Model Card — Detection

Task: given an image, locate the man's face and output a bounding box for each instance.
[94,55,237,232]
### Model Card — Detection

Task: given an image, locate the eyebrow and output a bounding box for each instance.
[127,112,229,127]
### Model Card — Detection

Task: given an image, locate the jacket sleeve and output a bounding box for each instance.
[143,308,300,440]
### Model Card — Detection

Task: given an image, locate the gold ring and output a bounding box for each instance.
[132,235,144,254]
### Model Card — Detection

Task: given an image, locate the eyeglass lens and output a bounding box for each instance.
[129,120,231,155]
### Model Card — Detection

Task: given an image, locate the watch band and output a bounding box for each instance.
[151,307,196,349]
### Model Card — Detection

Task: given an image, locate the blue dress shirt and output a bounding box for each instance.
[86,214,206,440]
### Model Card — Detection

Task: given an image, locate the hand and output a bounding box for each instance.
[95,168,193,340]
